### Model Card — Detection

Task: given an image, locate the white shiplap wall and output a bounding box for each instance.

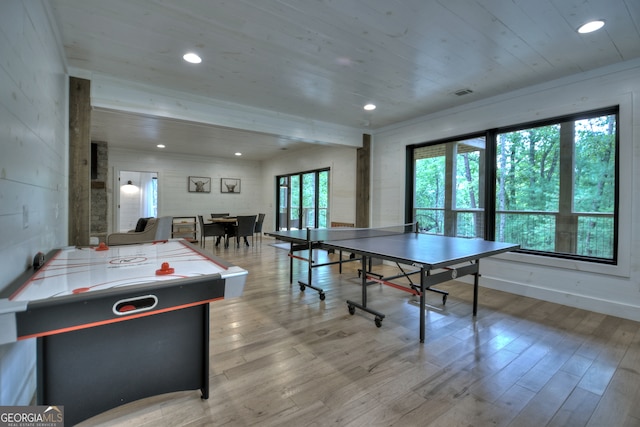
[262,145,359,228]
[372,58,640,322]
[0,2,68,405]
[109,148,268,235]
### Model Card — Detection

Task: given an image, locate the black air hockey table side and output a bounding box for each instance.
[321,232,519,342]
[0,240,248,426]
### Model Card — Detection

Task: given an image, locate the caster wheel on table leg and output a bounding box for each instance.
[319,292,326,301]
[374,317,383,328]
[299,284,306,292]
[348,305,355,315]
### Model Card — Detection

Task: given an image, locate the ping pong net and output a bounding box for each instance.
[306,222,417,242]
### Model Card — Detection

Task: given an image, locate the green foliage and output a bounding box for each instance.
[497,125,560,211]
[415,156,445,208]
[456,152,480,209]
[573,117,616,213]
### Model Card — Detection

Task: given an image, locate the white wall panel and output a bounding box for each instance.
[262,145,358,228]
[0,1,68,406]
[109,148,267,234]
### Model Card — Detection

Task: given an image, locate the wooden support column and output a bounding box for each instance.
[556,121,577,253]
[356,134,371,228]
[68,77,91,246]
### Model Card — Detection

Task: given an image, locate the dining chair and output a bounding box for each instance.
[211,213,235,246]
[198,215,226,248]
[234,215,257,247]
[254,213,266,244]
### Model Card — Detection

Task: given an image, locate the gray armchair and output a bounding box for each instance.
[106,216,172,246]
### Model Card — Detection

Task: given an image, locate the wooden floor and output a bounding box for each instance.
[78,237,640,427]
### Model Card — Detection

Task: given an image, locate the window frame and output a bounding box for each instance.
[408,133,487,237]
[276,168,330,230]
[407,106,620,265]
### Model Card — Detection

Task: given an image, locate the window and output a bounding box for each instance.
[277,169,330,230]
[409,107,618,263]
[413,136,486,238]
[496,111,617,261]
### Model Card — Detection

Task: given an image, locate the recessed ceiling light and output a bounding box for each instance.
[235,152,242,156]
[577,20,605,34]
[157,144,165,148]
[364,104,376,111]
[183,52,202,64]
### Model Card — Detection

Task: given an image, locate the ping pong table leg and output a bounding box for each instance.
[473,259,479,316]
[307,241,313,293]
[346,255,385,327]
[295,240,326,300]
[289,244,294,284]
[362,256,367,307]
[420,267,426,343]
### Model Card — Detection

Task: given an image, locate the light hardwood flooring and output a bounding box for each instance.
[78,237,640,426]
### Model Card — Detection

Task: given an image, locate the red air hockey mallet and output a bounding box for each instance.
[156,262,175,275]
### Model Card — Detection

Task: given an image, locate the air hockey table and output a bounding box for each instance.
[0,239,248,426]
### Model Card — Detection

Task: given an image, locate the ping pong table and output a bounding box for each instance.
[268,224,519,342]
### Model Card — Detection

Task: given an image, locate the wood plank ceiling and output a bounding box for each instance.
[50,0,640,159]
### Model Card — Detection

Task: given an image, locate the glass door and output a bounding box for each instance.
[290,175,301,229]
[277,169,329,230]
[302,172,316,228]
[278,176,289,231]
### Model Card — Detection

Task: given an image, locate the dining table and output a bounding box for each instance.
[209,217,238,247]
[209,217,237,223]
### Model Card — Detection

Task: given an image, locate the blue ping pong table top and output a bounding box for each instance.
[268,229,519,269]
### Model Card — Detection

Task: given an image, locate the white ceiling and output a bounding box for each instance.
[90,107,314,160]
[51,0,640,160]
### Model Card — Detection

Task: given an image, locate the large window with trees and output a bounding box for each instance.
[413,136,485,237]
[409,107,618,263]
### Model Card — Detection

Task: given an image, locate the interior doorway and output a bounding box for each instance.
[118,170,158,232]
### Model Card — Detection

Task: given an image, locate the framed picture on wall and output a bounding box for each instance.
[221,178,241,193]
[188,176,211,193]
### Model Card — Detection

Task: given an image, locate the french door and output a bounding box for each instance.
[277,169,329,230]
